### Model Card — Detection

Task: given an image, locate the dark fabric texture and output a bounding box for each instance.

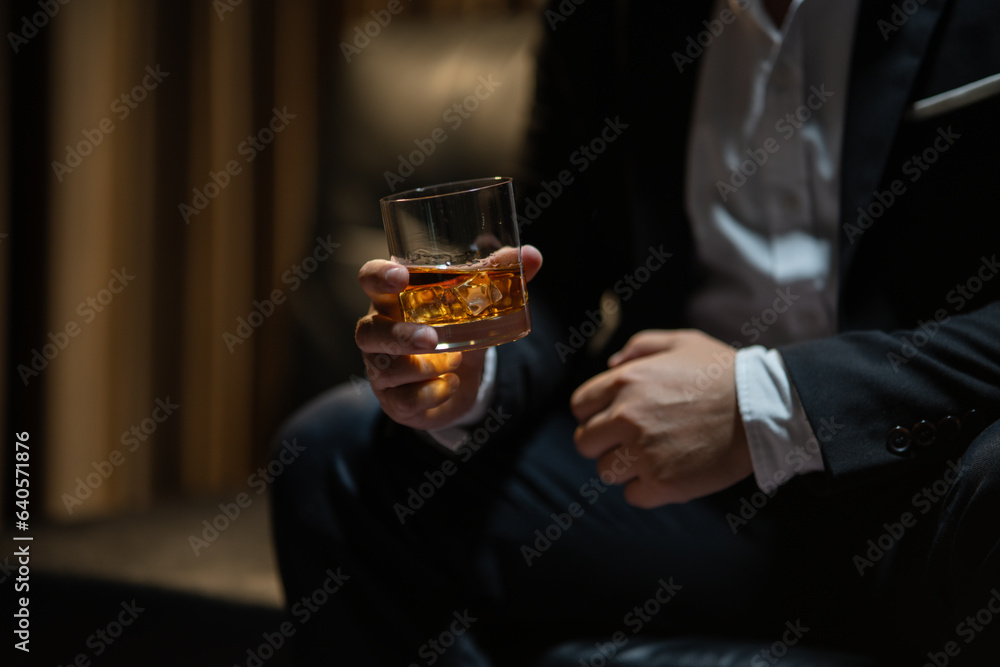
[502,0,1000,487]
[271,0,1000,664]
[270,385,1000,665]
[533,637,882,667]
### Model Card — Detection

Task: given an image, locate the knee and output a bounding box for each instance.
[952,417,1000,493]
[268,383,382,514]
[935,418,1000,581]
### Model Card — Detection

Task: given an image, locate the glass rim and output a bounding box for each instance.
[379,176,512,204]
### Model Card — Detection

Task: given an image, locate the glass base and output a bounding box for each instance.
[430,307,531,352]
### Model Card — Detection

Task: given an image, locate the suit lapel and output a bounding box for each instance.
[839,0,949,275]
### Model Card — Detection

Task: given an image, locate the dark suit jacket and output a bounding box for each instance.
[493,0,1000,492]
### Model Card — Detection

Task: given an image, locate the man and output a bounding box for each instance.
[272,0,1000,664]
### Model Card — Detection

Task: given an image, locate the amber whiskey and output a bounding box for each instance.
[399,266,527,326]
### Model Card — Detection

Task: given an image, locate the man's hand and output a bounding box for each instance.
[355,245,542,431]
[570,330,752,507]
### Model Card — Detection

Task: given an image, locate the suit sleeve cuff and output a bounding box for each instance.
[425,346,498,451]
[735,345,826,493]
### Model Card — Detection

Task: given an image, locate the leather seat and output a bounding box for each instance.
[534,637,881,666]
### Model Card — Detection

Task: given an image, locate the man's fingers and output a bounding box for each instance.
[359,260,409,301]
[622,479,671,509]
[522,244,543,283]
[359,260,407,318]
[573,408,637,459]
[364,351,462,390]
[356,313,438,354]
[569,371,617,424]
[608,329,688,367]
[595,446,641,486]
[378,374,460,420]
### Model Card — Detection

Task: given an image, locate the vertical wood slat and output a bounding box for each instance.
[44,0,156,518]
[44,0,115,518]
[109,0,157,511]
[257,0,321,461]
[25,0,534,520]
[179,1,256,494]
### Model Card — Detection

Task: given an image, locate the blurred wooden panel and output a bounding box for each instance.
[258,0,324,461]
[45,0,157,518]
[343,0,543,21]
[179,1,256,493]
[11,0,539,522]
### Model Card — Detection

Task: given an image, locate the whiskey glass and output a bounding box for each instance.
[379,177,531,352]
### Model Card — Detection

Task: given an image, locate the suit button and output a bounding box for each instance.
[937,415,961,441]
[912,420,936,448]
[887,426,911,454]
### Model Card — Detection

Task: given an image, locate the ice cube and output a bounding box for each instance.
[488,282,503,305]
[402,286,451,323]
[454,272,497,317]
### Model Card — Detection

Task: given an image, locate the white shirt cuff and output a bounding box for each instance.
[735,345,825,494]
[425,346,498,451]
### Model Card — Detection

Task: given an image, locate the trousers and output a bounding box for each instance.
[270,383,1000,666]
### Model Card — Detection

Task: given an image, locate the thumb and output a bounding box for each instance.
[522,245,543,283]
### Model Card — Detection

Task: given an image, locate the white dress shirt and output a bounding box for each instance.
[687,0,858,489]
[431,0,860,494]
